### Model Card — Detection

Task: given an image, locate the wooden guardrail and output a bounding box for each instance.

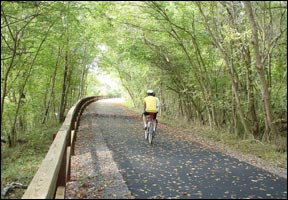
[22,96,104,199]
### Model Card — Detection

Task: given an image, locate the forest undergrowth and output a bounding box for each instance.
[1,123,61,199]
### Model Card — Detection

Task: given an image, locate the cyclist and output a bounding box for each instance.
[143,89,159,130]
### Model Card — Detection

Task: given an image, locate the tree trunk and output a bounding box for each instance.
[243,1,279,138]
[42,49,60,124]
[59,49,69,123]
[226,59,252,138]
[59,4,70,123]
[10,31,48,146]
[1,30,18,129]
[231,86,238,136]
[78,44,89,99]
[244,47,259,139]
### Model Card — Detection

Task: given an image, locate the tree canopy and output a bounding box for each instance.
[1,1,287,149]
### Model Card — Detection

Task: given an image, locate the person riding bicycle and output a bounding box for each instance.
[143,89,160,130]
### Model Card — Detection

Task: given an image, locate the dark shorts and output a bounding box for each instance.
[143,112,158,119]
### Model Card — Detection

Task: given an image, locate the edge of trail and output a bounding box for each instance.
[65,98,136,199]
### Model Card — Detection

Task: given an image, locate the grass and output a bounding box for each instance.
[1,122,61,199]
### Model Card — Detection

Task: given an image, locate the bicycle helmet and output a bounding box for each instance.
[146,89,154,95]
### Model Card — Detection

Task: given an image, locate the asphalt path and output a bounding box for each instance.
[82,98,287,199]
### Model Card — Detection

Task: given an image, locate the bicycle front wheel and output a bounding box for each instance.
[144,129,148,140]
[145,122,150,140]
[148,122,154,144]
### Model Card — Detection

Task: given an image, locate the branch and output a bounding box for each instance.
[1,4,15,42]
[0,14,39,29]
[1,182,27,196]
[122,22,166,33]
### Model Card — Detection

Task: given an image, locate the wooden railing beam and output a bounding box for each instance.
[22,96,103,199]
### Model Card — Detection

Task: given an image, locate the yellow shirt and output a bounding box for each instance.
[144,96,157,113]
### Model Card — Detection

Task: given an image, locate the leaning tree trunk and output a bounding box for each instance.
[10,31,48,146]
[59,4,70,123]
[59,48,69,123]
[243,1,279,139]
[42,49,60,124]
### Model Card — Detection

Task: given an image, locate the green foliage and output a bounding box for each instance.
[2,1,286,136]
[1,1,108,142]
[1,2,286,198]
[1,122,60,198]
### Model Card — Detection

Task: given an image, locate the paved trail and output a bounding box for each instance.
[66,98,287,199]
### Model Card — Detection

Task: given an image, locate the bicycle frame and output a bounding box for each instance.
[145,113,157,144]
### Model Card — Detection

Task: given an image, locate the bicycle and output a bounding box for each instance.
[144,113,158,144]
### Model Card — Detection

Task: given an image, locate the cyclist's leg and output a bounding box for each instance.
[143,112,149,130]
[148,120,153,143]
[154,112,158,131]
